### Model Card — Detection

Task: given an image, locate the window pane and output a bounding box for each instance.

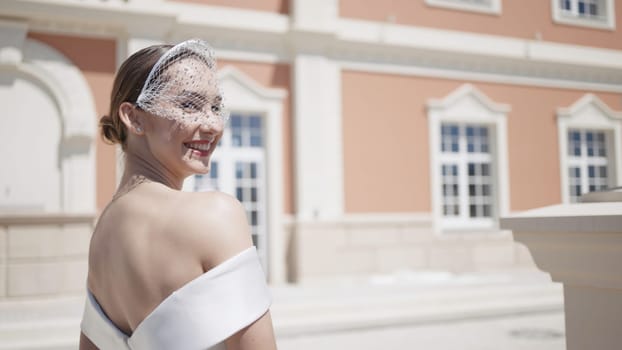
[568,131,581,156]
[441,124,460,153]
[469,205,477,218]
[469,184,476,196]
[251,210,258,226]
[230,115,242,127]
[441,164,460,217]
[483,205,491,217]
[482,185,490,196]
[250,134,262,147]
[578,1,586,14]
[232,133,242,147]
[250,163,257,179]
[236,187,243,201]
[209,162,218,179]
[590,3,598,16]
[236,162,245,179]
[481,163,490,176]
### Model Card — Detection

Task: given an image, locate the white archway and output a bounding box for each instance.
[0,22,97,213]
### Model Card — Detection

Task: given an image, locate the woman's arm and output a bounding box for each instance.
[79,332,98,350]
[225,311,277,350]
[177,192,278,349]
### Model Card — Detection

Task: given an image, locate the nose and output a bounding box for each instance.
[199,116,225,136]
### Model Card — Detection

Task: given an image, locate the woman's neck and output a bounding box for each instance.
[120,153,185,191]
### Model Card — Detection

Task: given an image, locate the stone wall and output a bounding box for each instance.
[287,214,536,283]
[0,214,94,298]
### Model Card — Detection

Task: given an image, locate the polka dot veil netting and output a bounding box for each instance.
[135,38,228,129]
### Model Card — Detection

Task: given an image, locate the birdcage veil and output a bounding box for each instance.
[135,38,228,127]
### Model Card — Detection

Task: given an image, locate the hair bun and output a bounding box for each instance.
[100,114,124,145]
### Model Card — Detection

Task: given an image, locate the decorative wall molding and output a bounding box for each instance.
[2,37,98,213]
[428,84,511,232]
[425,0,502,15]
[557,94,622,203]
[2,0,622,92]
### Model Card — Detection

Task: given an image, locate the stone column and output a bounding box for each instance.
[501,191,622,350]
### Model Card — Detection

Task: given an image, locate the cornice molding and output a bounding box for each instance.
[558,93,622,120]
[3,0,622,90]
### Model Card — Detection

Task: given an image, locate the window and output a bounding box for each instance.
[567,130,610,202]
[552,0,615,30]
[185,113,269,267]
[428,84,510,231]
[425,0,501,15]
[558,94,621,203]
[440,124,495,221]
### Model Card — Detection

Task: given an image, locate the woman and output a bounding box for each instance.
[79,39,277,350]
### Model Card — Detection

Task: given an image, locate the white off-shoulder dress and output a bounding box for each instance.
[81,247,271,350]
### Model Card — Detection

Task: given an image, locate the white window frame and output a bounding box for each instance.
[425,0,502,15]
[551,0,616,30]
[439,124,495,226]
[566,129,610,202]
[557,94,622,203]
[190,113,269,268]
[428,84,510,232]
[183,66,287,283]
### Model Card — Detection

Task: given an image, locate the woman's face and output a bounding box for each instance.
[139,58,225,179]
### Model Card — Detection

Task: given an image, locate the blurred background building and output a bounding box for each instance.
[0,0,620,349]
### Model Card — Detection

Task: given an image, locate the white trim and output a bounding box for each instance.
[337,18,622,70]
[425,0,502,15]
[551,0,616,30]
[292,54,344,220]
[339,60,622,93]
[175,2,288,34]
[337,19,524,59]
[214,49,286,64]
[428,84,510,233]
[557,94,622,203]
[291,0,338,32]
[216,66,287,284]
[4,0,622,91]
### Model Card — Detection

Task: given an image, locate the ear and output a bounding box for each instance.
[118,102,145,135]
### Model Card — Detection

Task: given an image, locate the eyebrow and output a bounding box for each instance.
[180,90,208,103]
[180,90,222,104]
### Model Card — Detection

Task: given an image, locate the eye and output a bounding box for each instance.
[211,104,221,113]
[179,100,202,112]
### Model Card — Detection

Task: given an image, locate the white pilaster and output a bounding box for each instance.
[292,54,343,220]
[291,0,338,33]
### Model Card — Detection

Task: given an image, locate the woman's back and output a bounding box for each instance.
[88,182,206,335]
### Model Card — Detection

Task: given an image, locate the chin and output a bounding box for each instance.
[191,161,211,175]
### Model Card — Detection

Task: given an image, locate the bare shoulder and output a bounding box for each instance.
[168,190,253,270]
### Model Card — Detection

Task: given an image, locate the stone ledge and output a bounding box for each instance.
[0,214,95,226]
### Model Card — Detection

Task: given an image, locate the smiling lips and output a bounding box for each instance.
[184,141,213,157]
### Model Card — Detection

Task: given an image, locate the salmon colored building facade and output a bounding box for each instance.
[1,0,621,296]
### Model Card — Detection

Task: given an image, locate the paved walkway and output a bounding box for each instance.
[0,269,564,350]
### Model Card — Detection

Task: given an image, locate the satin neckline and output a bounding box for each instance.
[87,246,256,339]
